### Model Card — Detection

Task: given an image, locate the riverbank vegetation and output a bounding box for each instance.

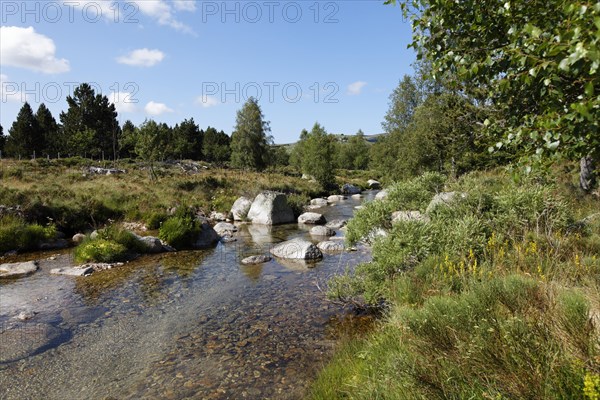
[312,168,599,399]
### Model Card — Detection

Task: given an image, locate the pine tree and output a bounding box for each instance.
[35,103,59,157]
[118,120,137,159]
[172,118,203,160]
[60,83,119,158]
[230,98,272,170]
[0,125,5,156]
[203,127,231,164]
[5,102,42,158]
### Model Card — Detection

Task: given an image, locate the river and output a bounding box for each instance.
[0,193,373,399]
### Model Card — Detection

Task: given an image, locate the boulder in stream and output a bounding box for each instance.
[270,239,323,260]
[230,197,253,221]
[241,255,272,265]
[0,261,39,279]
[247,191,294,225]
[310,226,335,237]
[317,241,345,252]
[298,212,326,225]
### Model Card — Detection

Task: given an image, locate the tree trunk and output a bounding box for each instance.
[580,156,597,192]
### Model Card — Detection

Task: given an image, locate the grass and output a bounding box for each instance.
[0,159,330,237]
[313,167,600,400]
[0,158,378,253]
[72,224,149,263]
[0,215,57,253]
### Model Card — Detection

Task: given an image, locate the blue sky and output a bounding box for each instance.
[0,0,415,143]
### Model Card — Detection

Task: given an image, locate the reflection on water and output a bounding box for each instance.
[0,192,377,399]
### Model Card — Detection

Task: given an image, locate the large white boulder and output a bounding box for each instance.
[0,261,38,279]
[270,238,323,260]
[230,196,253,221]
[247,191,295,225]
[310,198,328,207]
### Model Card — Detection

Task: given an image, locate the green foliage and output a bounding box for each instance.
[95,224,148,253]
[0,125,5,154]
[315,275,596,400]
[135,120,172,163]
[5,102,42,158]
[402,0,600,166]
[59,83,120,158]
[230,98,272,170]
[297,123,336,188]
[159,212,201,249]
[382,75,422,134]
[144,211,168,230]
[118,120,137,158]
[35,103,60,157]
[74,238,128,263]
[346,172,446,244]
[286,193,310,218]
[0,216,56,253]
[336,130,370,170]
[172,118,203,160]
[269,145,290,167]
[202,127,231,164]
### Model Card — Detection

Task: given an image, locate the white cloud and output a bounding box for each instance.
[145,101,173,116]
[0,26,70,74]
[116,48,165,67]
[195,95,220,108]
[130,0,194,33]
[347,81,367,96]
[173,0,197,12]
[110,91,137,114]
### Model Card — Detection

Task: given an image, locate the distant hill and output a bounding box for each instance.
[275,132,387,148]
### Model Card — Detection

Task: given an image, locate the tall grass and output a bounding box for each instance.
[316,169,600,399]
[0,215,56,253]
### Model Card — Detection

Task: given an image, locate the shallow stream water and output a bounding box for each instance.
[0,193,374,399]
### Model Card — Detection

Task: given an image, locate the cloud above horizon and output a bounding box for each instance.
[0,26,70,74]
[145,101,173,116]
[347,81,367,96]
[116,48,165,67]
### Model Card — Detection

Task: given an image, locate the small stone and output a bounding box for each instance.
[310,226,335,237]
[298,212,326,225]
[241,255,271,265]
[325,219,347,229]
[72,233,86,244]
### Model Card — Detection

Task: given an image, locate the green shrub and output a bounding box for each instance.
[73,238,128,263]
[0,216,56,253]
[346,172,446,244]
[96,225,148,253]
[493,184,571,240]
[159,214,200,249]
[145,211,168,230]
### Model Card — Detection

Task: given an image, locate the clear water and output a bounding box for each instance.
[0,194,374,399]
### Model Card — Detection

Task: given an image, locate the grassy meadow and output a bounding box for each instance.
[0,158,373,254]
[311,166,600,399]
